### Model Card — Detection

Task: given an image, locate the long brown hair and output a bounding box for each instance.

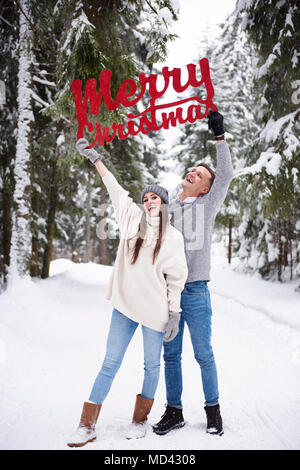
[128,204,169,265]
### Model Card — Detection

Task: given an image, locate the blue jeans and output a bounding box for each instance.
[163,281,219,408]
[89,308,164,404]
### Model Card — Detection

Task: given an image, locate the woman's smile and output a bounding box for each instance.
[143,192,162,217]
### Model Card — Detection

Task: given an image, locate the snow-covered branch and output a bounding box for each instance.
[33,75,56,87]
[31,90,50,108]
[233,151,282,179]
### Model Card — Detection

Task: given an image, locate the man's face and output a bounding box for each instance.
[182,165,211,196]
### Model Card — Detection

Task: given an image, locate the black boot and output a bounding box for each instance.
[204,404,224,436]
[152,405,185,435]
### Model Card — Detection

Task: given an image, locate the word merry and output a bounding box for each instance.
[71,58,218,147]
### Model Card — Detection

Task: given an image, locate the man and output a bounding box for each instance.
[153,111,233,437]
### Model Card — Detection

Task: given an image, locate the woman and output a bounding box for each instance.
[67,139,188,447]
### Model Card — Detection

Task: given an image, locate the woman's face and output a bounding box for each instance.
[143,192,162,217]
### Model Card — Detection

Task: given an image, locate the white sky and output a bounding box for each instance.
[165,0,237,68]
[156,0,237,189]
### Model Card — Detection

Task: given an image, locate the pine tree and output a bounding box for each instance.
[9,0,34,281]
[50,0,179,266]
[0,1,18,286]
[1,0,180,284]
[234,0,300,281]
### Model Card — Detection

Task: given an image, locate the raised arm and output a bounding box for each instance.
[76,139,142,235]
[94,159,108,178]
[207,112,233,211]
[76,138,108,178]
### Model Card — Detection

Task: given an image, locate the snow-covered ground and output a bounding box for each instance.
[0,243,300,450]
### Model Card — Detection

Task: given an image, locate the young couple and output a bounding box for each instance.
[67,111,233,448]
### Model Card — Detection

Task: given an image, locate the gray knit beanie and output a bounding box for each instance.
[141,184,169,204]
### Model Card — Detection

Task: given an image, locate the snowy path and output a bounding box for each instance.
[0,250,300,450]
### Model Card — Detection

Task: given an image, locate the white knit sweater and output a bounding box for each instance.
[102,172,188,332]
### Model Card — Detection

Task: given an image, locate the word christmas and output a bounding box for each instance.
[71,58,218,147]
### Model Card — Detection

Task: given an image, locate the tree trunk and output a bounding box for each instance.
[84,171,91,263]
[283,222,289,267]
[91,232,95,262]
[1,177,13,283]
[290,238,293,281]
[30,160,42,277]
[30,189,40,277]
[98,186,109,265]
[228,216,232,264]
[277,222,282,282]
[41,155,58,278]
[9,0,34,282]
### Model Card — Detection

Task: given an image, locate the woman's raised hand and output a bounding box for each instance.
[76,138,103,164]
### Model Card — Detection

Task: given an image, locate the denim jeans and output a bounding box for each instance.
[89,308,164,404]
[163,280,219,408]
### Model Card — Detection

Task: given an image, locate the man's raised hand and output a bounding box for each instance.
[208,111,224,137]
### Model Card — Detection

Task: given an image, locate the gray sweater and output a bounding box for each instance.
[169,142,233,282]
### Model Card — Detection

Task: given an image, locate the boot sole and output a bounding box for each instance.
[67,436,97,447]
[206,429,224,436]
[152,421,185,436]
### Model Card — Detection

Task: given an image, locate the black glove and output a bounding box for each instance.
[208,111,224,137]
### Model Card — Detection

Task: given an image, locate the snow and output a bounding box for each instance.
[1,245,300,450]
[285,10,294,30]
[263,152,282,176]
[33,75,56,88]
[257,53,277,79]
[291,49,299,68]
[237,0,255,12]
[169,0,180,15]
[61,10,95,54]
[56,134,65,147]
[233,150,282,178]
[158,7,174,26]
[283,134,299,159]
[31,90,50,108]
[260,109,299,143]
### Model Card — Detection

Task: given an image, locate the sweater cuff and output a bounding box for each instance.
[215,141,228,148]
[102,171,114,186]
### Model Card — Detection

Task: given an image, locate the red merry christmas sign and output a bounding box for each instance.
[71,58,218,147]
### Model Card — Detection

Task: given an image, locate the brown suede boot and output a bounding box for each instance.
[126,394,154,439]
[67,401,102,448]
